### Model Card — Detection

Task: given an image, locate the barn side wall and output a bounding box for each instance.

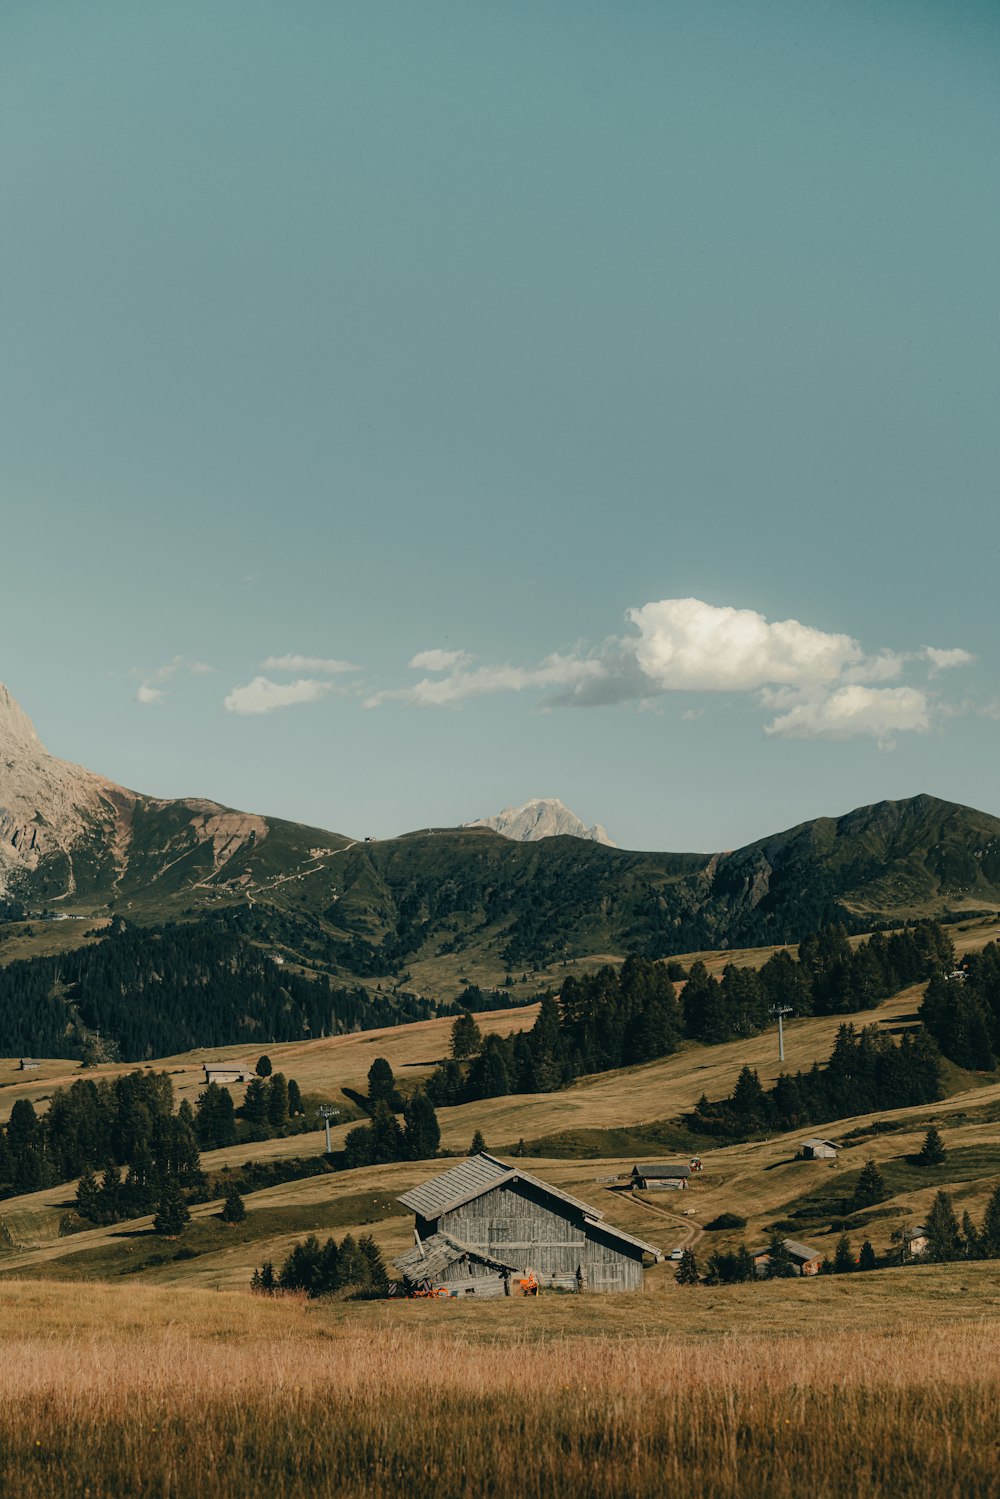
[434,1181,644,1292]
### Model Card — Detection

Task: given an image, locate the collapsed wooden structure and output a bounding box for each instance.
[394,1152,661,1295]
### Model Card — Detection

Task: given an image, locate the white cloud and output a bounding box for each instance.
[224,676,333,715]
[362,595,973,744]
[923,646,975,674]
[261,654,360,675]
[764,685,931,742]
[409,648,472,671]
[366,653,605,709]
[134,656,213,705]
[628,598,863,691]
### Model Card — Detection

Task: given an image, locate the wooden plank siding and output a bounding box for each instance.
[421,1179,645,1293]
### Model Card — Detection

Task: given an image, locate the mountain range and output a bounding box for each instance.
[2,682,1000,986]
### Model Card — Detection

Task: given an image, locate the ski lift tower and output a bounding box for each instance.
[318,1104,340,1153]
[769,1005,793,1063]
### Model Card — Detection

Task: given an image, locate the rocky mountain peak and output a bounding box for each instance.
[0,683,44,753]
[466,797,617,847]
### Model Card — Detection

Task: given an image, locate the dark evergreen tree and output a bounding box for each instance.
[75,1165,102,1222]
[267,1073,289,1129]
[833,1234,854,1273]
[256,1055,273,1078]
[367,1057,396,1107]
[221,1182,246,1224]
[852,1159,888,1210]
[675,1248,700,1285]
[764,1234,796,1279]
[153,1179,191,1237]
[469,1129,487,1155]
[924,1190,963,1262]
[917,1126,946,1166]
[859,1239,877,1271]
[358,1234,389,1295]
[402,1091,440,1160]
[287,1079,303,1116]
[450,1013,483,1060]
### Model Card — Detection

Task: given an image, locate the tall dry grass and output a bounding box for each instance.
[2,1281,1000,1497]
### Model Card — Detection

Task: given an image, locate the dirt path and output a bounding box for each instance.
[612,1189,705,1252]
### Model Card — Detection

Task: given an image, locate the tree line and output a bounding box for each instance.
[251,1231,389,1298]
[686,1022,943,1138]
[920,940,1000,1070]
[0,917,444,1062]
[682,920,954,1046]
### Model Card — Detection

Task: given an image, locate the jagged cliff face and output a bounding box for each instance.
[0,684,267,904]
[466,798,617,847]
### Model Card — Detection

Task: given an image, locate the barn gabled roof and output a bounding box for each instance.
[398,1153,661,1260]
[632,1162,692,1178]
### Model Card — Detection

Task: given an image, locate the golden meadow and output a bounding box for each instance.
[3,1271,1000,1498]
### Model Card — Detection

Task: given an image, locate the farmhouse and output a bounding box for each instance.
[395,1153,661,1294]
[630,1162,692,1190]
[202,1065,251,1085]
[798,1138,838,1160]
[17,1058,40,1071]
[905,1224,929,1259]
[751,1238,824,1276]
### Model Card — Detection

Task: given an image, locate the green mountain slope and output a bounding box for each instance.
[3,688,1000,987]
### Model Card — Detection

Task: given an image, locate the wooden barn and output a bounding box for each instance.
[394,1153,661,1294]
[751,1238,823,1277]
[630,1162,692,1190]
[798,1138,838,1161]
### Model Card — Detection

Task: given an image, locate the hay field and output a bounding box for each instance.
[3,1273,1000,1498]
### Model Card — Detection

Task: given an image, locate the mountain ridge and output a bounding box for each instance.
[2,684,1000,986]
[465,797,616,846]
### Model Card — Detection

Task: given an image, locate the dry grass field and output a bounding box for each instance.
[2,1272,1000,1498]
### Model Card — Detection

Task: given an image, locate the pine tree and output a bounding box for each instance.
[76,1165,102,1223]
[221,1182,246,1224]
[153,1178,191,1237]
[764,1234,796,1279]
[370,1101,404,1163]
[267,1073,289,1129]
[256,1055,273,1078]
[675,1248,700,1285]
[242,1077,269,1131]
[250,1262,276,1294]
[367,1058,396,1106]
[852,1158,888,1210]
[917,1127,947,1166]
[980,1184,1000,1258]
[287,1079,303,1116]
[859,1240,877,1271]
[924,1190,963,1262]
[402,1092,440,1160]
[337,1233,367,1289]
[834,1234,854,1273]
[358,1234,389,1296]
[450,1013,483,1060]
[469,1129,487,1156]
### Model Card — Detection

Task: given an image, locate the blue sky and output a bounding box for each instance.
[2,1,998,850]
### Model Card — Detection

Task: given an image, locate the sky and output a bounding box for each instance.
[1,0,998,852]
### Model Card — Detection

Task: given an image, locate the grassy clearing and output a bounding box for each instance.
[2,1272,1000,1498]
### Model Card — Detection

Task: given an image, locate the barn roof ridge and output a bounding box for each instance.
[398,1153,662,1261]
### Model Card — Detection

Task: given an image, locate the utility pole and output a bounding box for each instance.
[318,1105,340,1153]
[769,1005,793,1063]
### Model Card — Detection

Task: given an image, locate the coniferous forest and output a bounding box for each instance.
[0,917,443,1062]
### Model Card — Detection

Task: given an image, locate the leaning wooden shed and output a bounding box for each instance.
[395,1152,661,1294]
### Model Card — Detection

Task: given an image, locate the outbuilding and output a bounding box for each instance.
[630,1163,692,1190]
[17,1058,39,1071]
[751,1238,824,1276]
[203,1065,250,1085]
[798,1138,838,1160]
[395,1152,661,1294]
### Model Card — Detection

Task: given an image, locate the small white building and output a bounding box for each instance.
[799,1138,838,1160]
[17,1058,40,1071]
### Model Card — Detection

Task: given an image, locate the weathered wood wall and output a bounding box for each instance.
[432,1181,643,1293]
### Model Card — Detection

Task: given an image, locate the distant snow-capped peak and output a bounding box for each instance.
[466,798,616,847]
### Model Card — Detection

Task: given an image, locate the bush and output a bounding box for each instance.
[705,1212,747,1231]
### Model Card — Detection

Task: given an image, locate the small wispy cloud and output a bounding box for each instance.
[224,676,335,715]
[922,646,976,674]
[261,654,360,675]
[134,657,213,706]
[409,648,472,671]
